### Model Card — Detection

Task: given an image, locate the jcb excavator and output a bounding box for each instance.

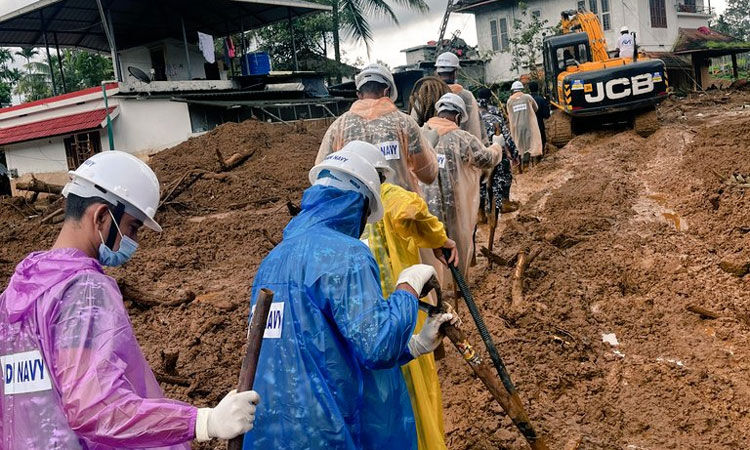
[543,10,669,145]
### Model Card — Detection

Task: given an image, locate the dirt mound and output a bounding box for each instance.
[439,92,750,449]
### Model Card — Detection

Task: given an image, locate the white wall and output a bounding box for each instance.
[472,0,709,82]
[119,38,207,82]
[112,97,193,155]
[3,138,68,176]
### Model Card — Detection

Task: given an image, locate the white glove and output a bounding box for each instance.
[396,264,437,296]
[195,389,260,441]
[492,134,506,147]
[407,313,456,357]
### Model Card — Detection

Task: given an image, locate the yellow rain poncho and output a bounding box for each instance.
[419,117,502,283]
[449,84,489,145]
[316,97,438,192]
[362,182,449,450]
[506,91,543,158]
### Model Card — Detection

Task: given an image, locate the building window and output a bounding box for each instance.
[64,131,101,170]
[649,0,667,27]
[499,18,509,51]
[589,0,598,13]
[601,0,610,29]
[490,19,499,51]
[577,0,585,10]
[532,9,541,18]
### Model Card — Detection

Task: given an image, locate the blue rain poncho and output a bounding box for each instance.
[243,185,419,450]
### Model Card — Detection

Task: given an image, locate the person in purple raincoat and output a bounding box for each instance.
[0,151,260,449]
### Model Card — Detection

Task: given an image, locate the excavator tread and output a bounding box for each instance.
[547,110,574,147]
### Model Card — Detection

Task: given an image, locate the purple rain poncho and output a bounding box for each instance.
[0,248,196,449]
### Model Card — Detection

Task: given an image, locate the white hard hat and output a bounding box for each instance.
[355,64,398,102]
[435,52,460,72]
[511,80,524,91]
[620,26,629,33]
[435,93,468,124]
[309,148,384,223]
[346,140,395,181]
[62,151,162,232]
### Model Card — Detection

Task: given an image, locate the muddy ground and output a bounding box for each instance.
[1,91,749,449]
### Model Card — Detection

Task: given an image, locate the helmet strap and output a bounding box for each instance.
[105,202,126,249]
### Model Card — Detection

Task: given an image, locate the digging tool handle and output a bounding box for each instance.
[426,279,548,449]
[442,249,516,395]
[227,288,274,450]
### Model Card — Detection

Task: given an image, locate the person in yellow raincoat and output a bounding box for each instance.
[420,93,502,285]
[506,80,543,161]
[355,141,458,450]
[434,51,488,145]
[316,63,437,192]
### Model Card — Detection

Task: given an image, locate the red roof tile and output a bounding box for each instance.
[0,107,118,146]
[0,82,118,114]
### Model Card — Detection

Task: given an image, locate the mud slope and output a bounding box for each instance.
[442,91,750,449]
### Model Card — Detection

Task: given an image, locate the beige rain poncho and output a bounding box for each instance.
[449,84,489,145]
[419,117,501,282]
[506,92,543,158]
[317,98,438,191]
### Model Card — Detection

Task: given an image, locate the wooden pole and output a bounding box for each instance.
[227,289,274,450]
[731,53,739,80]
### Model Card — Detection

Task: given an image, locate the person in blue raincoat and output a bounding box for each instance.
[242,145,455,450]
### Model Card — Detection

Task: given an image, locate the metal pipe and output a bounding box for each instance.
[106,10,121,81]
[181,16,193,80]
[42,29,58,96]
[102,81,115,150]
[240,16,247,75]
[95,0,119,81]
[53,32,67,92]
[288,8,299,71]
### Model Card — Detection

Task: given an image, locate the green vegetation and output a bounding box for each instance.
[0,47,113,105]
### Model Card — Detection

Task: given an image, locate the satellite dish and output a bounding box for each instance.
[128,66,151,84]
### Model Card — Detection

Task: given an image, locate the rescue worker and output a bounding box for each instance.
[617,26,635,59]
[357,141,458,450]
[0,151,259,449]
[243,145,456,449]
[420,93,502,283]
[528,81,551,151]
[506,81,543,166]
[317,63,437,192]
[476,88,519,220]
[434,51,488,145]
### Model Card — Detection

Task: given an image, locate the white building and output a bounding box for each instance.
[454,0,712,82]
[0,82,214,193]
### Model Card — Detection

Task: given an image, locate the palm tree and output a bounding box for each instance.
[15,47,39,74]
[328,0,429,63]
[0,48,12,70]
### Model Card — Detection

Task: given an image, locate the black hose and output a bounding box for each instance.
[443,248,517,395]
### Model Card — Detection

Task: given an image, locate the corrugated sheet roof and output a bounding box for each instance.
[0,0,331,52]
[0,107,117,145]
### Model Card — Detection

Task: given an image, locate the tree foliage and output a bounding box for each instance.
[251,14,333,70]
[51,49,113,92]
[0,47,113,104]
[711,0,750,41]
[507,4,550,78]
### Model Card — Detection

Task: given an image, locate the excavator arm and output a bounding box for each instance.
[560,10,609,62]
